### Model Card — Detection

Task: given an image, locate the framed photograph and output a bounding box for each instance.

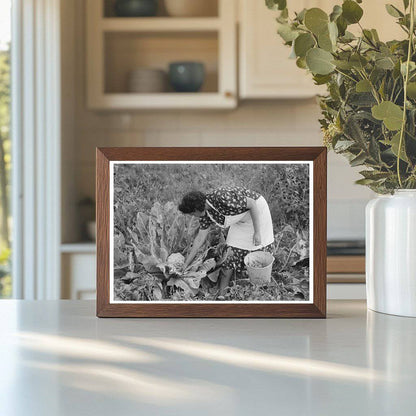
[96,147,327,318]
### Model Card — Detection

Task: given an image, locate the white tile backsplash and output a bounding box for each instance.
[72,100,371,241]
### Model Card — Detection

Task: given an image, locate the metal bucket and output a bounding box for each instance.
[244,251,274,285]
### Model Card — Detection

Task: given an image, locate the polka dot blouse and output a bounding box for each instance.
[199,186,260,230]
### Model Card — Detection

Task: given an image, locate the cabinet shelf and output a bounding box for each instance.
[61,242,96,254]
[86,0,236,110]
[89,92,235,110]
[101,17,221,32]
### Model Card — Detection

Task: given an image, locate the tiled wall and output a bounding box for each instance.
[72,101,373,240]
[62,0,374,243]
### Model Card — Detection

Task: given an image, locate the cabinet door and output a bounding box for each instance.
[359,0,404,41]
[239,0,320,99]
[238,0,404,99]
[62,253,96,300]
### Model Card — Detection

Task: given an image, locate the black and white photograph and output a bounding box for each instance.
[110,161,312,303]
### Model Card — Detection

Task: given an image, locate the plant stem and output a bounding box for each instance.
[397,0,415,188]
[358,22,378,49]
[334,68,357,83]
[358,69,380,104]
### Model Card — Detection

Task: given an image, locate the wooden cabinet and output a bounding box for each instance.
[86,0,237,109]
[61,244,96,300]
[327,256,365,283]
[86,0,405,107]
[239,0,323,99]
[238,0,404,99]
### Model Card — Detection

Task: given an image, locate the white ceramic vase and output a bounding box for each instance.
[366,190,416,317]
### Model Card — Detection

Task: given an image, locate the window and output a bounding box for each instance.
[0,0,11,298]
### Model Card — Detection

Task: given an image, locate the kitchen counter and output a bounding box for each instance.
[0,300,415,415]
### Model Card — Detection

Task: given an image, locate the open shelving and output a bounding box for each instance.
[86,0,237,109]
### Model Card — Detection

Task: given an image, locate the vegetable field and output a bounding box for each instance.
[113,163,310,301]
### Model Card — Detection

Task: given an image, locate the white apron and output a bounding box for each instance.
[206,196,274,251]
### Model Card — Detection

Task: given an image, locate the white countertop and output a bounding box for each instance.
[0,300,415,416]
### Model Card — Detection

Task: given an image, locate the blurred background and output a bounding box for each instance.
[1,0,404,300]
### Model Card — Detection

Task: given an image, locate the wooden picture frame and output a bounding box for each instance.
[96,147,327,318]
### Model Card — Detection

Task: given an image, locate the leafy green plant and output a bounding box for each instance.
[267,0,416,193]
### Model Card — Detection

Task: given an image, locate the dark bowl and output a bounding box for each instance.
[114,0,158,17]
[168,62,205,93]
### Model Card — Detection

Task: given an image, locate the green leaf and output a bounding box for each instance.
[318,31,333,52]
[339,31,356,42]
[393,61,402,79]
[381,132,409,162]
[370,67,386,85]
[344,114,368,147]
[304,8,329,35]
[336,15,348,36]
[371,101,404,130]
[375,56,395,70]
[403,0,410,9]
[348,92,377,107]
[355,178,377,185]
[334,139,355,152]
[350,152,368,167]
[359,170,391,180]
[277,23,299,42]
[313,74,332,85]
[362,29,375,44]
[356,79,372,92]
[330,5,343,21]
[296,57,307,69]
[349,53,368,69]
[280,8,289,19]
[306,48,335,75]
[342,0,363,24]
[333,59,353,70]
[295,8,307,22]
[369,136,381,162]
[266,0,287,11]
[385,4,403,18]
[371,29,380,42]
[294,33,315,57]
[407,82,416,99]
[378,78,386,100]
[401,61,416,76]
[328,21,338,46]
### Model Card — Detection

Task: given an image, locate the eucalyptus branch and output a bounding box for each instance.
[334,68,358,83]
[390,79,398,101]
[397,0,415,188]
[267,0,416,193]
[358,22,378,49]
[358,69,381,104]
[393,85,404,103]
[399,24,410,35]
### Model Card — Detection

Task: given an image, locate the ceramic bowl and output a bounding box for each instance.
[168,62,205,92]
[114,0,158,17]
[127,68,167,93]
